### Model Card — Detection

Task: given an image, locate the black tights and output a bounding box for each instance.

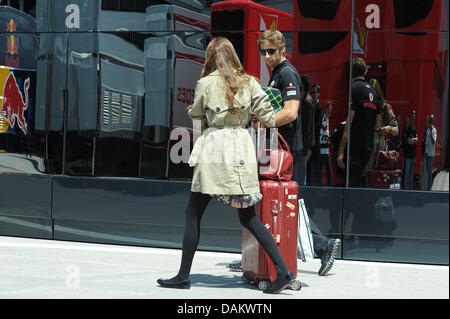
[175,192,289,281]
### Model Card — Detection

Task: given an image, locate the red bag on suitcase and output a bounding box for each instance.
[241,180,302,291]
[373,136,401,170]
[366,169,402,189]
[258,130,294,182]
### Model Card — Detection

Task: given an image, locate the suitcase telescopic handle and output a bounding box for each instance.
[258,125,292,158]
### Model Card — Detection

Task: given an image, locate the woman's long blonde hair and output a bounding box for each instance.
[201,37,250,114]
[369,78,391,113]
[370,78,396,127]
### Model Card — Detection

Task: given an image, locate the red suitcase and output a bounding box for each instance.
[241,180,301,291]
[366,169,402,189]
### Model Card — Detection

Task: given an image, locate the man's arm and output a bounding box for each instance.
[275,99,299,127]
[337,110,355,169]
[412,129,418,143]
[432,126,437,145]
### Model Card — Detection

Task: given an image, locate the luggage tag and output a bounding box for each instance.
[286,201,297,217]
[286,201,295,211]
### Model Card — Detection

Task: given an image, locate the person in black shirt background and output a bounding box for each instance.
[308,83,323,186]
[389,114,401,151]
[258,30,340,276]
[402,111,418,189]
[319,101,333,186]
[293,74,313,186]
[337,57,382,187]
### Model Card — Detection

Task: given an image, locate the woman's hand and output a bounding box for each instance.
[379,125,391,135]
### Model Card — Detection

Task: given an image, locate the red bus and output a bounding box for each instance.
[293,0,448,187]
[211,0,293,84]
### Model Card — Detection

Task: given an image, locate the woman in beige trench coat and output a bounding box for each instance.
[157,37,296,294]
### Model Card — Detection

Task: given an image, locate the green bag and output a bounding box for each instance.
[262,86,283,113]
[261,86,292,128]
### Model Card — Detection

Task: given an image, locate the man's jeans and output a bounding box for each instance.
[320,154,332,186]
[294,150,311,186]
[404,158,416,190]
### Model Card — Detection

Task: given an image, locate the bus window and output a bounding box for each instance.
[297,0,341,21]
[294,0,350,31]
[298,31,348,54]
[211,10,245,63]
[393,0,434,28]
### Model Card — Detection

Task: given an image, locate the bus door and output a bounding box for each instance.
[144,4,209,178]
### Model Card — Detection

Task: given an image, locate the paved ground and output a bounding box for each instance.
[0,236,448,300]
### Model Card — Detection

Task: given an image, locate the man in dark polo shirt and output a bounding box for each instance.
[337,57,382,187]
[402,111,418,189]
[257,30,301,151]
[258,30,340,276]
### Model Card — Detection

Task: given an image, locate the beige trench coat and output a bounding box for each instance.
[188,70,276,195]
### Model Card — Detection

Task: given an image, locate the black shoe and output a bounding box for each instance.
[318,238,341,276]
[263,272,295,294]
[157,276,191,289]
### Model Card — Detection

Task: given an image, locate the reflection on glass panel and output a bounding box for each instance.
[37,0,145,32]
[0,6,58,175]
[35,32,67,175]
[143,4,210,179]
[294,0,351,31]
[292,30,352,187]
[351,30,448,192]
[34,0,207,33]
[211,1,293,84]
[100,0,206,13]
[97,32,144,177]
[63,31,145,177]
[355,0,449,32]
[1,0,448,190]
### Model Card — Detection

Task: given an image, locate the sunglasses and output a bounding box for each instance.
[259,48,278,56]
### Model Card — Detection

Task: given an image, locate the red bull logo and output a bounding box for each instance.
[6,19,17,32]
[0,72,30,134]
[7,34,19,55]
[5,18,19,67]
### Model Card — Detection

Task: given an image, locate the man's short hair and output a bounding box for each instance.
[311,83,320,92]
[352,57,367,78]
[300,74,310,94]
[257,29,286,49]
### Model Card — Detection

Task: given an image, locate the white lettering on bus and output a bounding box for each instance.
[365,4,380,29]
[65,4,80,29]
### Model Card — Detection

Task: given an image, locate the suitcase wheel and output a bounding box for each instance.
[289,280,302,291]
[241,275,250,284]
[258,280,271,291]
